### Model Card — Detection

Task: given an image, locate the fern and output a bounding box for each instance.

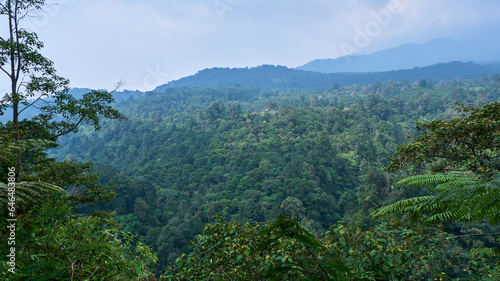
[397,174,474,187]
[0,139,65,206]
[0,181,64,206]
[0,139,55,155]
[371,173,500,224]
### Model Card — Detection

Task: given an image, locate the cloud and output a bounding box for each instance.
[41,0,221,90]
[16,0,500,91]
[78,0,215,52]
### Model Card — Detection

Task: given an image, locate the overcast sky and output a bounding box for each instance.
[7,0,500,92]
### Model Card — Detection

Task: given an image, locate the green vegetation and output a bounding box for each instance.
[156,62,500,90]
[165,213,500,280]
[386,101,500,175]
[0,138,157,280]
[49,74,500,278]
[2,2,500,280]
[373,101,500,224]
[372,173,500,223]
[166,214,349,280]
[0,1,155,279]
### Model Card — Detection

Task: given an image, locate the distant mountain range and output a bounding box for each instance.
[296,38,500,73]
[155,61,500,91]
[3,40,500,124]
[154,37,500,91]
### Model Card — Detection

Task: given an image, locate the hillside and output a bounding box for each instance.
[155,62,500,91]
[3,61,498,125]
[50,75,500,271]
[6,1,500,279]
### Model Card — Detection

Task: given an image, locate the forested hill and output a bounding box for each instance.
[155,61,500,91]
[50,75,500,271]
[2,62,497,124]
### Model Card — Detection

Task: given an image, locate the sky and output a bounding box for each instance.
[4,0,500,92]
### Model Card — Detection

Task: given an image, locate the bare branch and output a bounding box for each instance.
[0,65,11,77]
[110,80,125,94]
[53,115,87,138]
[18,94,44,115]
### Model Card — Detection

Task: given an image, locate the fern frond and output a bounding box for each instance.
[0,181,65,206]
[0,139,56,163]
[372,173,500,224]
[434,178,477,191]
[396,174,474,187]
[0,139,65,206]
[371,196,434,219]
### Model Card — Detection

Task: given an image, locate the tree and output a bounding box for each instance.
[0,0,126,186]
[0,0,126,142]
[373,102,500,224]
[0,2,158,279]
[1,196,158,280]
[166,214,349,280]
[372,173,500,224]
[280,196,305,219]
[387,102,500,175]
[166,214,491,280]
[325,220,493,280]
[356,167,388,212]
[134,197,151,222]
[419,78,428,88]
[25,159,117,207]
[0,139,64,206]
[0,139,158,279]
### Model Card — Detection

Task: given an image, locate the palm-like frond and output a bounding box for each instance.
[0,139,55,162]
[1,139,65,206]
[371,174,500,224]
[0,181,65,206]
[397,174,475,187]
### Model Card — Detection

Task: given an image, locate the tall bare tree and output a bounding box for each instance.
[0,0,125,181]
[0,0,125,142]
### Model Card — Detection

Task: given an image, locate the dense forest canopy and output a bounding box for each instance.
[155,62,500,91]
[2,67,500,279]
[2,1,500,280]
[46,75,500,278]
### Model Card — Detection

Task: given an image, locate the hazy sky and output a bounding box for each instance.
[6,0,500,91]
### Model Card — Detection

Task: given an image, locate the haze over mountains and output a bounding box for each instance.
[152,38,500,90]
[2,38,500,125]
[296,38,500,73]
[154,62,500,91]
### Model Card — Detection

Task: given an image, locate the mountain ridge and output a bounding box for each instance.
[297,38,500,73]
[154,61,500,92]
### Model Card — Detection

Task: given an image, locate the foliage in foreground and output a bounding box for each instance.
[387,102,500,175]
[0,139,65,206]
[373,101,500,226]
[372,173,500,224]
[165,214,498,280]
[0,138,158,280]
[326,221,500,280]
[368,101,500,279]
[166,214,348,281]
[0,196,156,280]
